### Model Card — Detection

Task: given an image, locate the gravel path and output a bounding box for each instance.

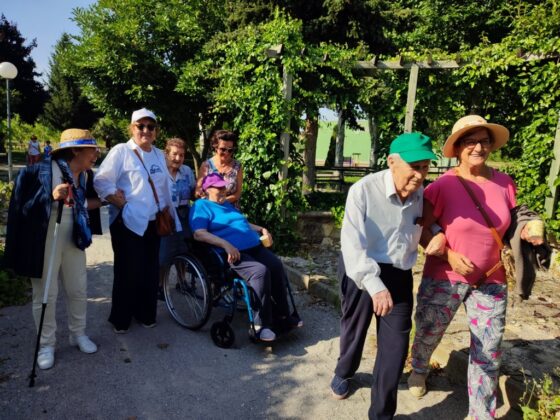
[0,210,486,420]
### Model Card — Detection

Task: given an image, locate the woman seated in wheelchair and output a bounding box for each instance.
[190,173,302,342]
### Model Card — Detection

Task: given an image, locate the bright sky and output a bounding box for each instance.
[1,0,95,84]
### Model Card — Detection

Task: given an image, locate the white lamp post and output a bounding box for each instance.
[0,62,18,182]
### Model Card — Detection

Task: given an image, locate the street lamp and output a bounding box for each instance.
[0,62,18,182]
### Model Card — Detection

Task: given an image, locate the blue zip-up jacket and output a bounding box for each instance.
[3,158,101,278]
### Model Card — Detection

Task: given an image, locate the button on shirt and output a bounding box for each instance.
[340,169,424,297]
[170,165,195,208]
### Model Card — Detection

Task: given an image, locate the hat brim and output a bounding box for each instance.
[399,149,437,163]
[442,123,509,158]
[203,181,227,191]
[51,139,98,156]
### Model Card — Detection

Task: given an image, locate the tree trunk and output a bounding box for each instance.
[335,111,345,167]
[368,114,378,168]
[302,115,319,194]
[184,137,202,176]
[325,123,337,167]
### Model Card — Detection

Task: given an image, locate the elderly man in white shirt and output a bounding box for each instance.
[330,132,437,420]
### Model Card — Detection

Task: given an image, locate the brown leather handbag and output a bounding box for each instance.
[133,149,175,236]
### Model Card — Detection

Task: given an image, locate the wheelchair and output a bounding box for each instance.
[162,243,300,348]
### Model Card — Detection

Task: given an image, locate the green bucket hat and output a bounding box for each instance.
[389,132,437,163]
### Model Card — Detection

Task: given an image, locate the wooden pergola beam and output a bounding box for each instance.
[355,59,461,73]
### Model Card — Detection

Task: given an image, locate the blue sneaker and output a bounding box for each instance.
[330,375,349,399]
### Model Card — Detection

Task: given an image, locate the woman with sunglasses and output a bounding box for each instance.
[94,108,179,334]
[407,115,543,419]
[195,130,243,208]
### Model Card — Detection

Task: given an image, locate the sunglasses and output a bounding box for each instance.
[218,147,235,154]
[461,138,492,148]
[135,123,156,132]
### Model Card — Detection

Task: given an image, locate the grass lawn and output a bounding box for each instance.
[316,120,371,166]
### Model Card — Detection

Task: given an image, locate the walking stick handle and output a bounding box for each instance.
[55,199,64,223]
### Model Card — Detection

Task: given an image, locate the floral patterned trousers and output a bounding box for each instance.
[410,277,507,420]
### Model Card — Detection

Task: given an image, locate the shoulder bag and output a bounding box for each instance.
[455,170,515,288]
[133,148,175,236]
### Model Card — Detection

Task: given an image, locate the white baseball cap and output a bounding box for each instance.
[131,108,157,123]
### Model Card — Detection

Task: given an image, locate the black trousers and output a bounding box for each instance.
[230,245,290,327]
[109,215,160,330]
[334,264,413,420]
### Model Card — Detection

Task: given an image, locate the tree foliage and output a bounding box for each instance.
[452,0,560,233]
[42,34,100,131]
[182,13,363,239]
[0,14,47,150]
[57,0,560,240]
[67,0,224,167]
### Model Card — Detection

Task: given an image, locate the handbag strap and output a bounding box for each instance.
[132,148,162,211]
[454,169,504,283]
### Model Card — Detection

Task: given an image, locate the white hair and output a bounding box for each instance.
[387,153,403,167]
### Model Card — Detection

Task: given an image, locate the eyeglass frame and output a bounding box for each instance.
[460,138,493,148]
[217,146,235,154]
[134,123,157,132]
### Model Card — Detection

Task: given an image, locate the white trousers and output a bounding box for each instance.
[32,207,88,347]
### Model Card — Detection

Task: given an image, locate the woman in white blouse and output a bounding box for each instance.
[94,108,179,333]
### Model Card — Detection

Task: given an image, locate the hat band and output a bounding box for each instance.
[59,138,97,148]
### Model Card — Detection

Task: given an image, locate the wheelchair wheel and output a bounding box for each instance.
[211,321,235,348]
[163,253,211,330]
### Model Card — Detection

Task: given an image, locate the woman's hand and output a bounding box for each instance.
[260,227,273,247]
[52,183,71,201]
[106,189,126,209]
[447,249,475,276]
[520,225,544,246]
[425,232,446,256]
[223,243,240,264]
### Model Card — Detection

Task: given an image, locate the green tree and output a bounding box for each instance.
[0,14,47,150]
[42,34,100,131]
[454,0,560,234]
[223,0,399,187]
[67,0,224,168]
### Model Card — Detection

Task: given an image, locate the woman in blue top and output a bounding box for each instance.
[159,137,195,267]
[190,173,302,342]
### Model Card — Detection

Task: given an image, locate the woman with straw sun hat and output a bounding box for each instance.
[5,129,102,370]
[407,115,537,419]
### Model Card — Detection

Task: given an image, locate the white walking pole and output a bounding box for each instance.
[29,200,64,387]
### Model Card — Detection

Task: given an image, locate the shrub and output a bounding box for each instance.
[520,368,560,419]
[0,244,31,308]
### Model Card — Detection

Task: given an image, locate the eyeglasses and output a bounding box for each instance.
[218,147,235,154]
[135,123,156,132]
[461,138,492,148]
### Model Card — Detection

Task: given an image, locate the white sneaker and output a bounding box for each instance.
[69,335,98,354]
[37,346,55,370]
[257,328,276,342]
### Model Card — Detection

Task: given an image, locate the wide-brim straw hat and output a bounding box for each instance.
[51,129,98,156]
[442,115,509,158]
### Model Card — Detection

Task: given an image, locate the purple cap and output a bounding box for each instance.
[202,173,227,191]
